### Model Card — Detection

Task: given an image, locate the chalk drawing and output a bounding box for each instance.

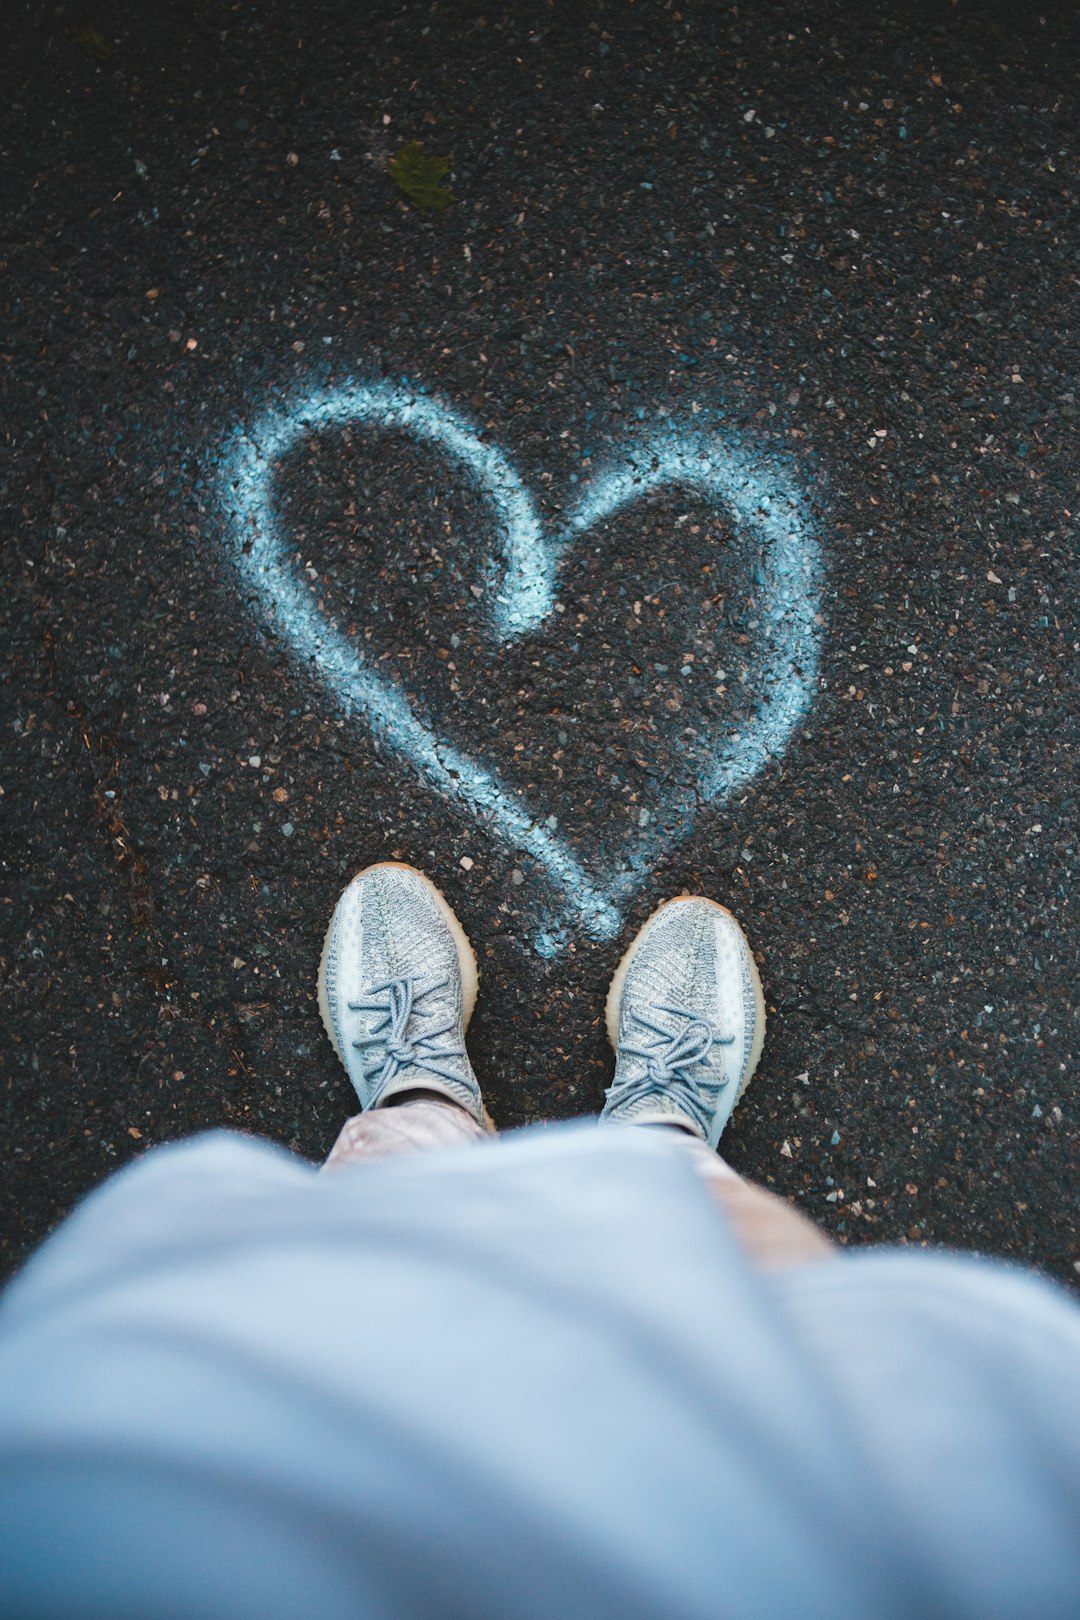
[220,379,822,955]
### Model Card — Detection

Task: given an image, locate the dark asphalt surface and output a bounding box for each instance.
[1,1,1077,1282]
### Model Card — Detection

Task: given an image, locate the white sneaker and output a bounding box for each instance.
[600,897,766,1149]
[317,863,486,1125]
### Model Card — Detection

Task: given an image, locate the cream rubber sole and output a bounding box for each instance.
[604,895,767,1111]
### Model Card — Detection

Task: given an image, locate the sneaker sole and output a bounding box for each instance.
[317,862,480,1070]
[604,896,767,1111]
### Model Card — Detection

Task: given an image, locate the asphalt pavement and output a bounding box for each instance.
[1,0,1077,1281]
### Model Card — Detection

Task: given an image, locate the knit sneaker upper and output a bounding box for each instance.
[319,865,483,1124]
[601,898,764,1150]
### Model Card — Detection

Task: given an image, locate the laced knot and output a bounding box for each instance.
[606,1003,734,1137]
[349,974,464,1100]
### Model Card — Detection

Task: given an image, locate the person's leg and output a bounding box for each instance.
[317,864,492,1172]
[324,1094,488,1171]
[601,897,834,1273]
[680,1136,834,1272]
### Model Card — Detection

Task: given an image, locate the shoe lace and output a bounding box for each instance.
[349,975,465,1100]
[607,1004,734,1137]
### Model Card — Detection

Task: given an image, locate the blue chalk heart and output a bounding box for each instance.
[221,381,822,954]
